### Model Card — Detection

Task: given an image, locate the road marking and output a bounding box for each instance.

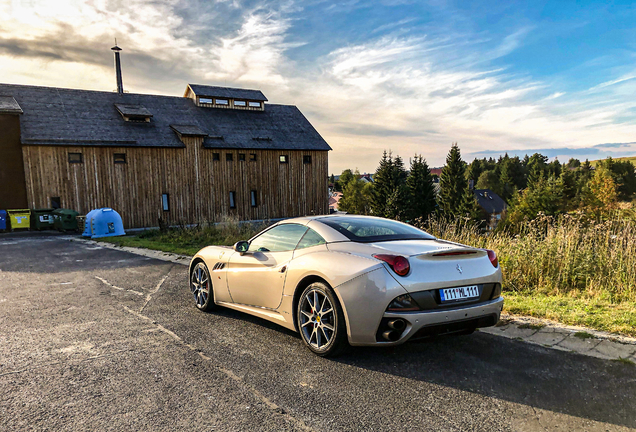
[139,266,173,313]
[95,276,144,296]
[122,305,315,432]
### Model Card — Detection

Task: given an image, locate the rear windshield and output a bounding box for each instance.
[318,217,435,243]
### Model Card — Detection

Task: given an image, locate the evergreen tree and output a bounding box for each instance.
[405,155,436,222]
[371,151,408,219]
[438,143,468,218]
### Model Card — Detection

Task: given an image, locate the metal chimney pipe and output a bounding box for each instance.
[111,45,124,94]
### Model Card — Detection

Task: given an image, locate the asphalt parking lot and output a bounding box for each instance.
[1,235,635,431]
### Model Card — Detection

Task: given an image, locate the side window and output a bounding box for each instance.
[248,224,308,253]
[296,228,326,250]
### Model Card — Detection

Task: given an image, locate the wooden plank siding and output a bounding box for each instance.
[22,141,328,228]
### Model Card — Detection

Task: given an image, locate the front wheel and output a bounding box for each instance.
[297,282,348,357]
[190,261,215,312]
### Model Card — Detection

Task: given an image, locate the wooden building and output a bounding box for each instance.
[0,82,331,228]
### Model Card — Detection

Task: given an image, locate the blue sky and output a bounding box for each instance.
[1,0,636,173]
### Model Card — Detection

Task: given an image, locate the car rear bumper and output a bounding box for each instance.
[351,297,504,346]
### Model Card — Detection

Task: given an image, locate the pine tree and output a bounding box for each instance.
[371,151,408,219]
[405,155,436,222]
[371,151,393,217]
[438,143,468,218]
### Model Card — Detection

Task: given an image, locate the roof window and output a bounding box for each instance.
[114,104,152,123]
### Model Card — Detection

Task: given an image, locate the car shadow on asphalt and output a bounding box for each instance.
[334,332,636,429]
[206,307,636,429]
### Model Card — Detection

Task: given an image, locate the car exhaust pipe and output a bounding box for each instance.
[382,330,401,342]
[387,319,406,331]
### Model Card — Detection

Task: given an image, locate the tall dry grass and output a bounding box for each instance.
[419,214,636,303]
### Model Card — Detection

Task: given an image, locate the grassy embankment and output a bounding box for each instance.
[424,214,636,336]
[99,214,636,337]
[98,219,269,256]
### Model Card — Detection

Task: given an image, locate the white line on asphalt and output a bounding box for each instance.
[139,267,173,313]
[122,305,315,432]
[95,276,144,296]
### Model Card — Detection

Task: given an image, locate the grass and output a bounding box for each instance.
[97,217,269,256]
[502,292,636,337]
[421,213,636,337]
[612,357,635,366]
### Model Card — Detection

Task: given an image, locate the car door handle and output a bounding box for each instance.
[279,266,287,273]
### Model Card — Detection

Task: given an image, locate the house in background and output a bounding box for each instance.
[473,189,507,229]
[328,191,343,213]
[0,47,331,228]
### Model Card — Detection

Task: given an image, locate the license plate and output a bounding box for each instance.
[440,285,480,302]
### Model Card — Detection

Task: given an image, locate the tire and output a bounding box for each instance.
[190,261,215,312]
[297,282,348,357]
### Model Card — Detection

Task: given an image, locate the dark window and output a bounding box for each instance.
[279,155,288,163]
[51,197,61,209]
[239,153,246,161]
[213,153,220,161]
[250,190,257,207]
[303,155,312,164]
[296,229,326,250]
[68,153,83,163]
[226,153,233,162]
[319,216,435,243]
[250,153,257,162]
[229,191,236,209]
[248,224,308,252]
[162,194,170,211]
[114,153,127,164]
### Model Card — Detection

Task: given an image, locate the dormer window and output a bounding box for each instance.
[185,84,267,111]
[114,104,152,123]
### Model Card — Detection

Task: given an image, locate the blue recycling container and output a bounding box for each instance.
[82,208,102,237]
[0,210,6,231]
[90,208,125,239]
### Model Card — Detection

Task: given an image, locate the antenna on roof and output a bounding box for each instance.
[111,40,124,95]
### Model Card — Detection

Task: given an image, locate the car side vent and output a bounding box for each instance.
[212,262,226,271]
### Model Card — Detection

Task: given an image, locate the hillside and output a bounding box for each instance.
[589,155,636,167]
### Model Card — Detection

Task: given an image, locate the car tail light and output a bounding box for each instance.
[486,249,498,268]
[373,254,410,276]
[386,294,420,311]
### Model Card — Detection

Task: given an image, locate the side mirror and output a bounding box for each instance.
[233,240,249,255]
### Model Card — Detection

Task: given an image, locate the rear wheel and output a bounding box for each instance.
[190,261,214,311]
[297,282,348,357]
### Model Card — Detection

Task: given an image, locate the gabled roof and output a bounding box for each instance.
[0,83,330,151]
[187,84,267,101]
[0,96,23,114]
[473,189,507,214]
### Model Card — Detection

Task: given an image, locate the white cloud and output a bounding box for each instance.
[1,1,636,174]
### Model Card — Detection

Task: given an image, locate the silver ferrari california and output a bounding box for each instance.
[189,215,503,356]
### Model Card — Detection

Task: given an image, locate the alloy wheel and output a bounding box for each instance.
[299,288,336,350]
[190,262,210,309]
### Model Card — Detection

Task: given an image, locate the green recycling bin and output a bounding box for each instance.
[53,208,79,232]
[31,208,56,230]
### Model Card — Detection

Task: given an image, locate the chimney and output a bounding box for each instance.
[111,44,124,94]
